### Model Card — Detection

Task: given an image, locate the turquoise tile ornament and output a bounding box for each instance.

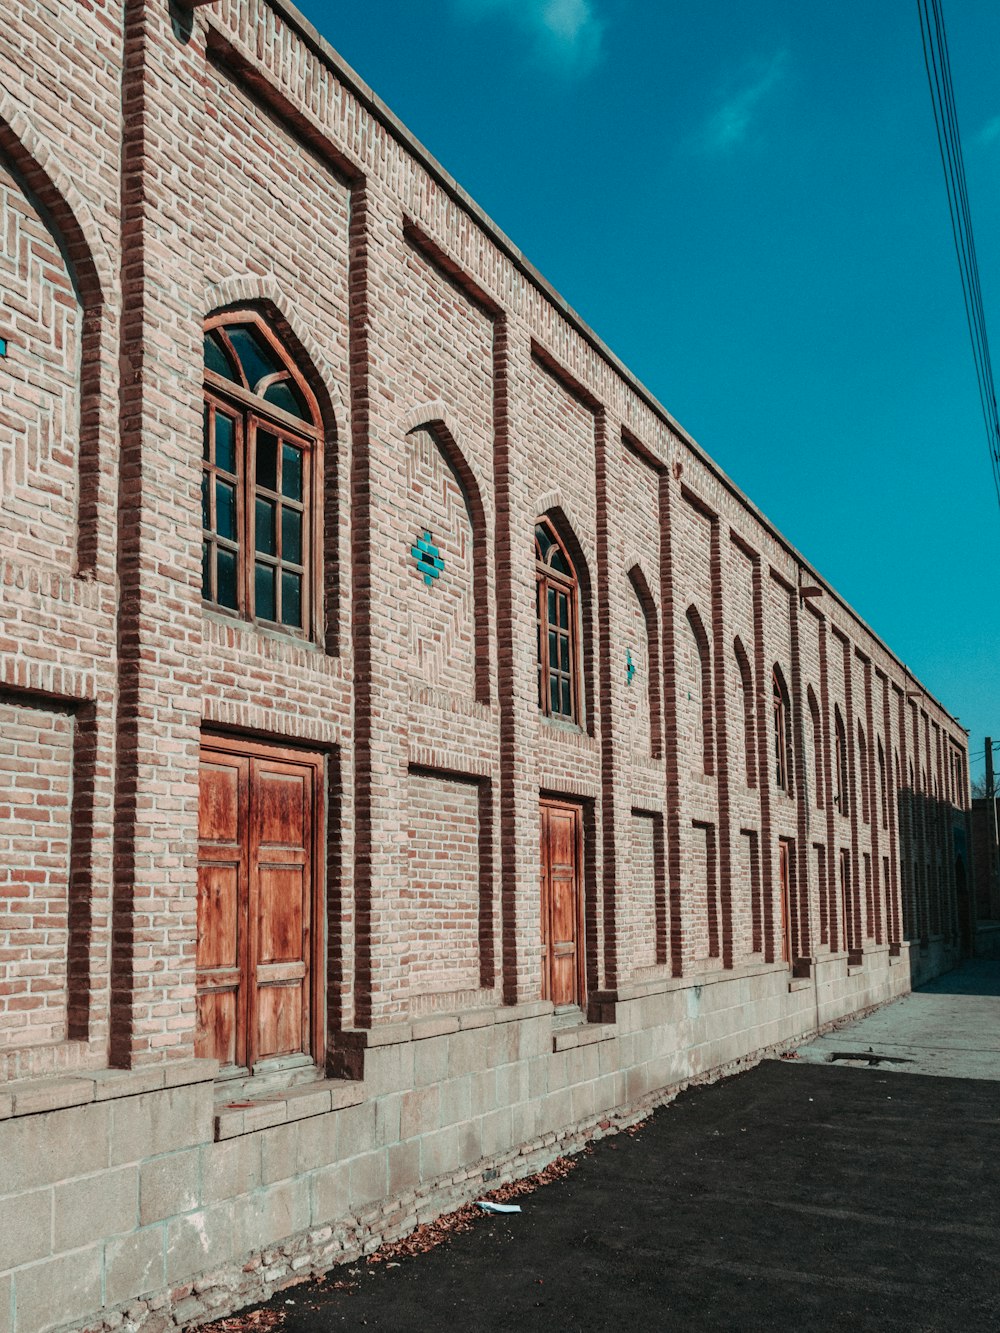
[412,530,444,586]
[626,647,636,685]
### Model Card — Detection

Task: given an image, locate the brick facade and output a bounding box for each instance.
[0,1,974,1329]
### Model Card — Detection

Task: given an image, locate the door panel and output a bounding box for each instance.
[199,760,242,843]
[196,753,249,1069]
[258,865,305,962]
[257,768,307,847]
[197,863,240,969]
[540,800,582,1009]
[257,981,303,1059]
[195,988,238,1066]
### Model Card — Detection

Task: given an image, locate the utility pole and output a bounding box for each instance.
[987,738,1000,917]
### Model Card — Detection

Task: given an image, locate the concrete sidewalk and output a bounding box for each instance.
[792,959,1000,1080]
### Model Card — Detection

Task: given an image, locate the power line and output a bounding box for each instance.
[918,0,1000,512]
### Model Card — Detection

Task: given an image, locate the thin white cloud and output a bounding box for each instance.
[976,114,1000,147]
[453,0,605,75]
[699,50,790,154]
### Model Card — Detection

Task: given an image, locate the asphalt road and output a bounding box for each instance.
[256,1055,1000,1332]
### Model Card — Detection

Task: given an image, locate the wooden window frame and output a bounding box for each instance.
[536,521,581,724]
[202,311,323,640]
[196,734,325,1077]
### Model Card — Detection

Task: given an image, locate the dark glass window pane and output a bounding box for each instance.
[282,508,302,564]
[255,497,276,554]
[281,571,302,628]
[263,379,309,421]
[550,676,560,713]
[281,443,303,500]
[256,432,278,491]
[561,679,572,716]
[227,325,281,392]
[215,414,236,474]
[558,593,569,629]
[217,548,238,609]
[548,630,558,667]
[535,523,553,562]
[201,472,210,528]
[547,587,556,625]
[205,332,238,382]
[202,542,212,599]
[215,481,236,540]
[560,635,570,672]
[255,562,275,621]
[550,545,571,576]
[203,405,211,461]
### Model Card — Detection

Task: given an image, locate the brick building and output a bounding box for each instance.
[0,1,973,1328]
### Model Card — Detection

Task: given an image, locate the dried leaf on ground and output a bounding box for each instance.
[202,1307,286,1333]
[366,1156,579,1265]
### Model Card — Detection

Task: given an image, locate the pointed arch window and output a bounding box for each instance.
[772,667,792,795]
[202,312,321,635]
[535,520,579,721]
[734,638,756,788]
[807,686,823,809]
[858,723,870,824]
[878,739,888,829]
[834,707,849,817]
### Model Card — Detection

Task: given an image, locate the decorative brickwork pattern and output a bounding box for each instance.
[0,162,81,566]
[404,770,483,1005]
[0,699,73,1048]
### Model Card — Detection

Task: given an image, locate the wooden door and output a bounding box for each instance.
[839,849,851,954]
[540,800,583,1008]
[197,739,321,1071]
[778,840,792,964]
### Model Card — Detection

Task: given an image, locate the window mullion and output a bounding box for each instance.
[244,415,256,619]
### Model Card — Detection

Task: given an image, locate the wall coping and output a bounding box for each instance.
[0,1059,218,1121]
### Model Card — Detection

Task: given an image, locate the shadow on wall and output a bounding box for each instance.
[894,784,970,983]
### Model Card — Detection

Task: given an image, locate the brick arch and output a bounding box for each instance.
[626,563,662,759]
[204,279,344,429]
[0,102,111,576]
[0,101,112,306]
[204,291,344,651]
[405,416,491,703]
[536,505,596,735]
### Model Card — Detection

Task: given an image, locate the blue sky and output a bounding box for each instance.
[297,0,1000,781]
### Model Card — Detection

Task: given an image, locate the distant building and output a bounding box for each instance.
[970,794,1000,925]
[0,0,972,1329]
